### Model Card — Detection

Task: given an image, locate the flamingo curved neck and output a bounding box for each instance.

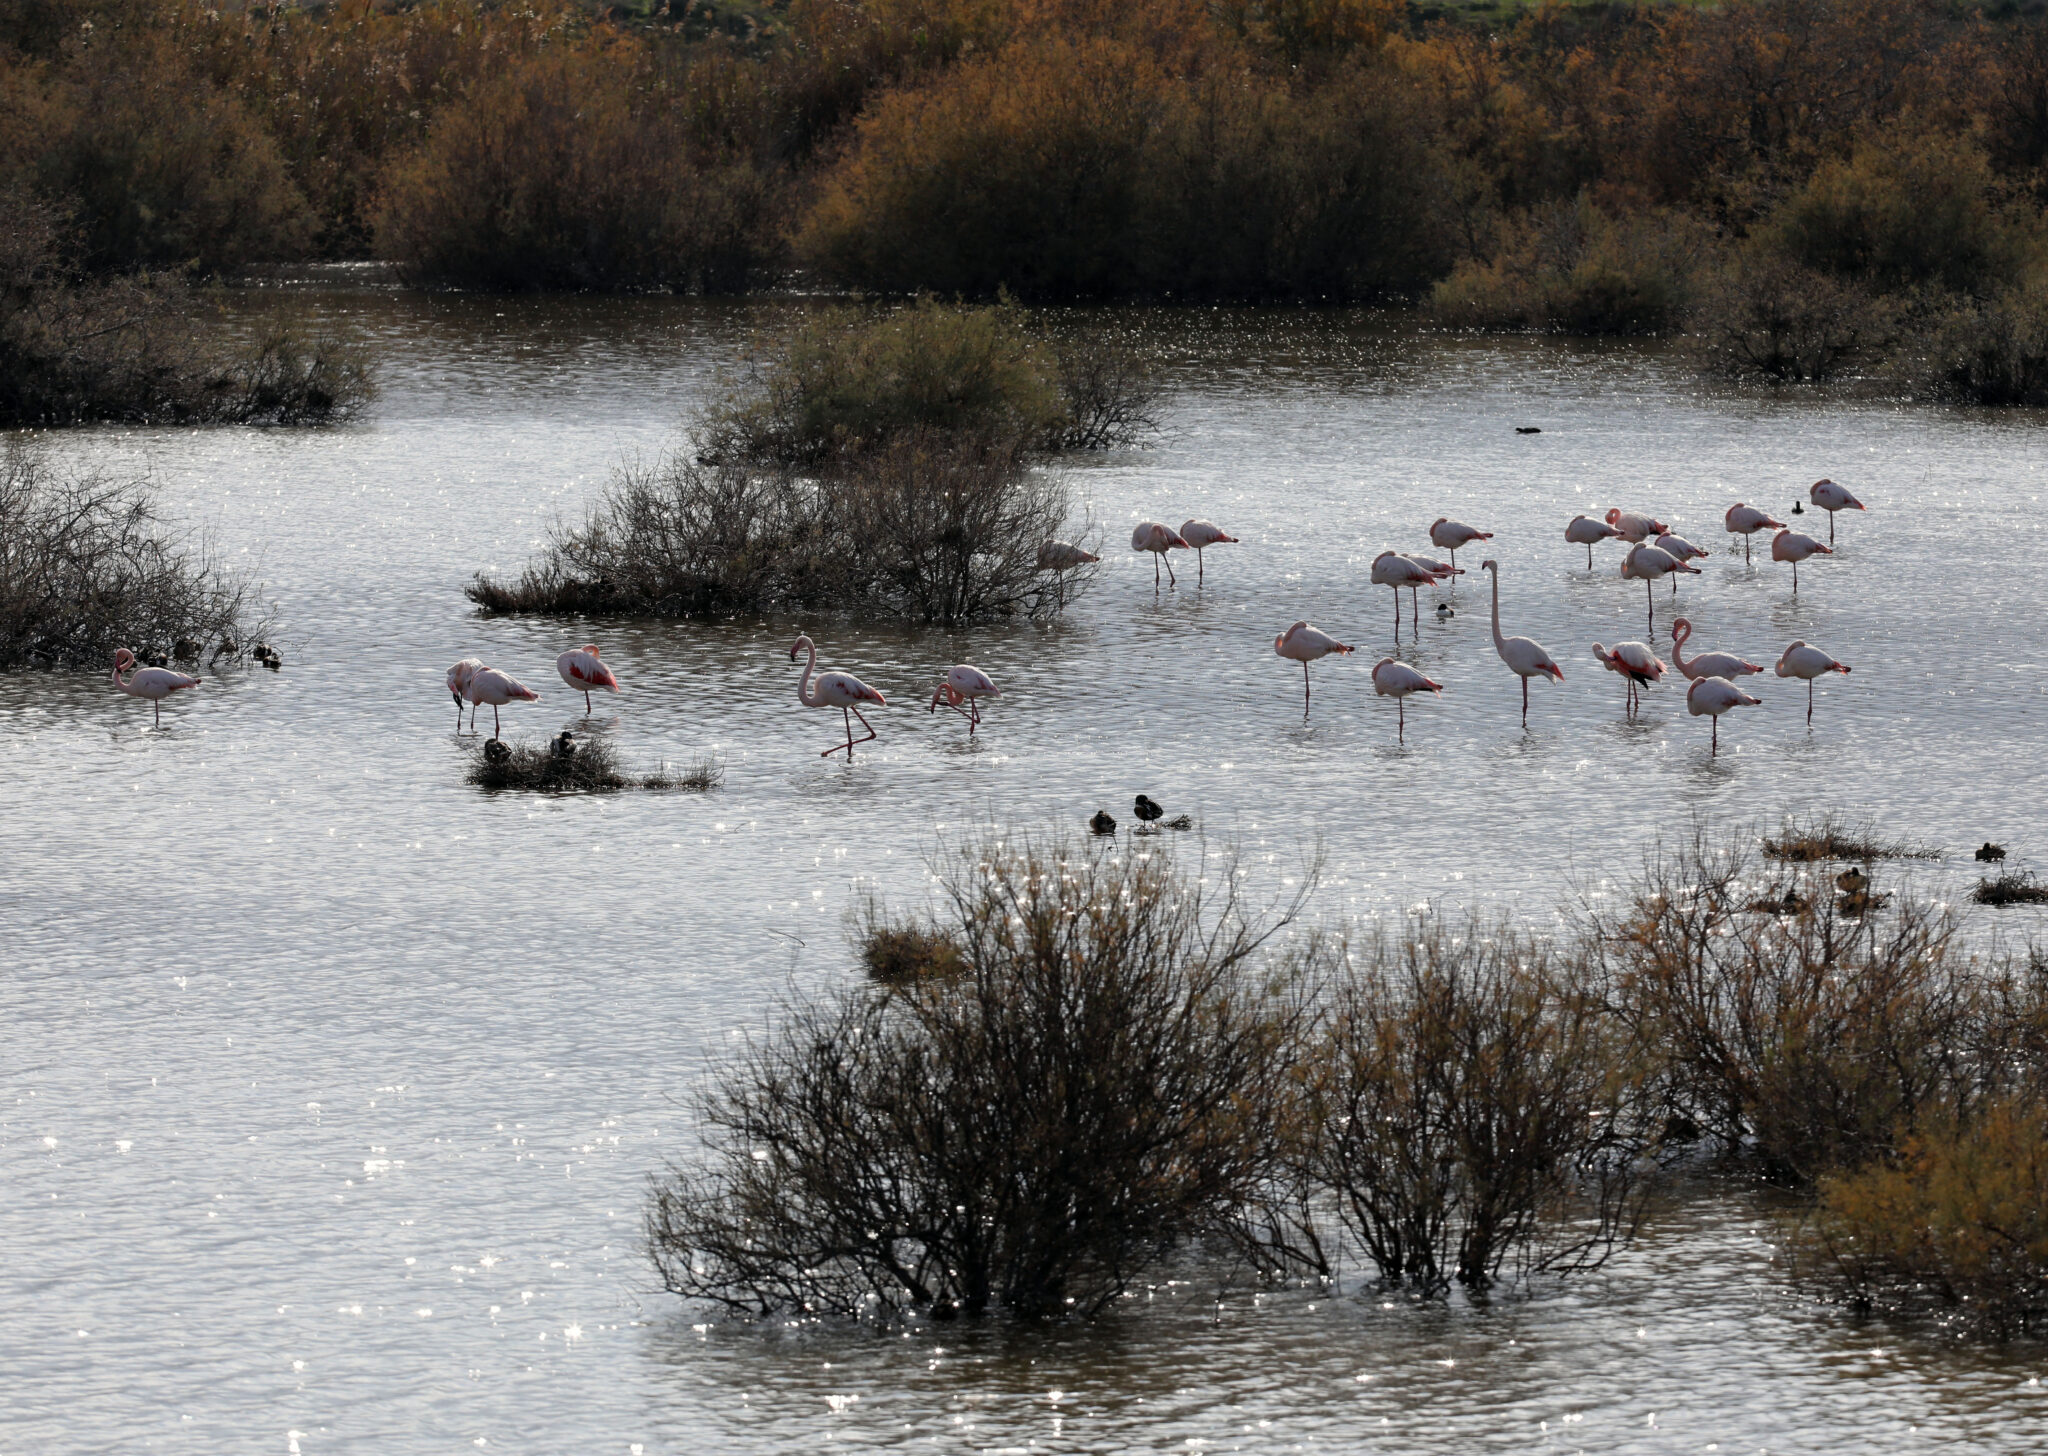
[795,638,821,706]
[1486,566,1507,655]
[1669,621,1693,672]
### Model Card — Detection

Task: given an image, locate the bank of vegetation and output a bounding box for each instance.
[9,1,2048,398]
[468,299,1131,623]
[648,817,2048,1336]
[0,442,267,668]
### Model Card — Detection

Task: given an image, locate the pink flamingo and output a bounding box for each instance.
[1133,522,1189,588]
[1724,503,1786,564]
[1038,540,1100,607]
[112,648,200,727]
[928,664,1000,735]
[556,645,621,715]
[1372,550,1441,637]
[791,634,885,758]
[1178,520,1238,582]
[1687,675,1761,756]
[1429,518,1492,574]
[1669,619,1762,682]
[1480,560,1564,725]
[1371,656,1442,742]
[1606,508,1669,543]
[446,657,486,732]
[1770,529,1832,592]
[1775,641,1851,724]
[1274,621,1354,712]
[1620,543,1698,633]
[1592,640,1667,719]
[1565,513,1624,569]
[1809,479,1866,543]
[466,667,539,740]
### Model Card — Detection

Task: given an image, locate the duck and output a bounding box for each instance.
[1436,602,1454,620]
[1133,794,1165,824]
[1089,809,1117,835]
[1976,842,2007,863]
[1836,866,1869,896]
[1791,501,1805,514]
[483,738,511,765]
[552,730,577,760]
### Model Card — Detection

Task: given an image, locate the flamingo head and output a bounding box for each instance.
[1671,617,1692,643]
[114,647,135,669]
[581,643,601,656]
[1479,558,1498,573]
[788,635,811,662]
[1605,508,1621,525]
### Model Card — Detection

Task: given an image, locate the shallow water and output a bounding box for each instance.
[4,292,2046,1453]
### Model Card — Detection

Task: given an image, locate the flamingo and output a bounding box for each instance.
[1038,540,1100,608]
[928,663,1000,735]
[791,634,885,758]
[1371,657,1442,742]
[1566,513,1624,569]
[1606,508,1669,543]
[1687,675,1761,756]
[1274,621,1355,712]
[1133,522,1189,588]
[112,648,200,727]
[1654,531,1710,570]
[1775,641,1851,724]
[1372,550,1441,637]
[1620,543,1699,633]
[1592,641,1667,719]
[1724,503,1786,564]
[1809,479,1866,543]
[466,667,539,740]
[1402,552,1461,623]
[1480,560,1563,725]
[556,645,620,715]
[1669,618,1762,682]
[1178,520,1238,582]
[1770,529,1832,592]
[446,657,486,732]
[1429,518,1492,574]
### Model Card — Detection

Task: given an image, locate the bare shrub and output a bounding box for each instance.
[1761,812,1939,863]
[467,734,629,792]
[1045,331,1164,450]
[642,756,723,792]
[1689,251,1898,383]
[1584,824,1985,1184]
[646,835,1325,1319]
[1975,873,2048,908]
[0,442,266,669]
[1247,917,1653,1294]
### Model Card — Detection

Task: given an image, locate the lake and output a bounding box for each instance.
[4,288,2046,1452]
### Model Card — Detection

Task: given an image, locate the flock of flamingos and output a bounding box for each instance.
[108,479,1866,760]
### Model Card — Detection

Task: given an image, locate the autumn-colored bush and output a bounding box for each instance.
[1689,250,1897,384]
[1890,278,2048,406]
[1431,198,1708,334]
[375,42,780,291]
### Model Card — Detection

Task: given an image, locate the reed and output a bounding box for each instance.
[1974,873,2048,908]
[1761,812,1941,864]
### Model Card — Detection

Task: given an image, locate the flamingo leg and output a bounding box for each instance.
[492,704,502,739]
[1808,678,1815,725]
[969,699,980,735]
[1165,556,1177,588]
[1585,542,1593,570]
[1646,580,1653,635]
[1197,548,1204,583]
[1411,587,1419,631]
[1154,554,1161,589]
[154,699,162,727]
[1829,512,1835,544]
[1302,660,1311,712]
[584,689,593,714]
[1521,674,1529,725]
[1744,535,1752,565]
[1392,588,1400,640]
[1398,695,1406,742]
[1792,559,1799,593]
[1712,715,1719,755]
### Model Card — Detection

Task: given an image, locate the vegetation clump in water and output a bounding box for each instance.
[1973,872,2048,907]
[1760,812,1940,864]
[467,734,720,792]
[0,443,267,669]
[468,301,1133,624]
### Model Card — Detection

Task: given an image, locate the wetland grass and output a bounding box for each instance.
[1761,812,1940,864]
[467,735,720,792]
[1974,872,2048,907]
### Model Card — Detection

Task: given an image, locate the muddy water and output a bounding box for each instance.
[4,291,2045,1453]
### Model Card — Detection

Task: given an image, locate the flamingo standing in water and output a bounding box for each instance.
[556,645,621,715]
[1429,518,1492,574]
[791,634,886,758]
[1654,532,1710,586]
[1606,508,1669,543]
[1771,529,1832,592]
[1592,641,1667,719]
[1669,619,1762,682]
[1274,621,1354,712]
[1620,543,1699,633]
[1724,503,1786,564]
[1566,514,1624,569]
[112,648,200,726]
[1687,675,1761,756]
[1038,540,1100,608]
[1776,641,1851,724]
[1371,657,1442,742]
[1133,522,1189,588]
[1372,550,1441,637]
[1178,520,1238,582]
[446,657,486,732]
[466,667,539,740]
[1809,480,1866,543]
[1480,560,1563,725]
[928,664,1000,735]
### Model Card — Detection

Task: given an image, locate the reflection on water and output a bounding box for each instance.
[3,291,2046,1453]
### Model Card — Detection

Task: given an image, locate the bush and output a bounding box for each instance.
[1808,1099,2048,1336]
[373,42,781,292]
[646,836,1323,1318]
[1583,824,1983,1184]
[1689,250,1897,383]
[1974,872,2048,908]
[1889,279,2048,406]
[1431,199,1708,335]
[0,191,372,426]
[0,441,266,669]
[1251,916,1653,1294]
[1761,812,1939,863]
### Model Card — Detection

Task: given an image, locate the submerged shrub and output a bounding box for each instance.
[1248,917,1652,1294]
[647,836,1323,1319]
[1431,199,1708,335]
[0,442,265,669]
